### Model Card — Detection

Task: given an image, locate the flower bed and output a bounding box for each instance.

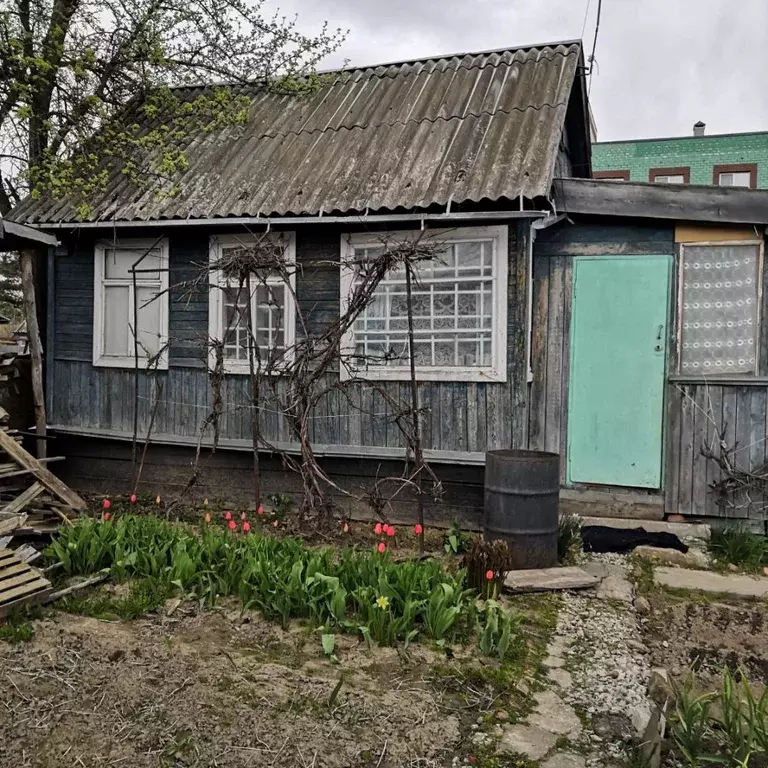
[47,515,519,658]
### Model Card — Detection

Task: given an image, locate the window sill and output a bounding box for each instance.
[341,365,507,383]
[93,355,168,371]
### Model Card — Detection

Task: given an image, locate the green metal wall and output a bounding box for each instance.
[592,132,768,187]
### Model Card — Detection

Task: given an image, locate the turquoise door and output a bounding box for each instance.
[568,255,671,488]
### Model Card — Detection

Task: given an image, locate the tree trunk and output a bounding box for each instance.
[20,249,46,459]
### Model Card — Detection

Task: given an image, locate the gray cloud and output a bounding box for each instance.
[269,0,768,140]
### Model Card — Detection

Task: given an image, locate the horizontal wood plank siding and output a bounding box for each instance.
[50,222,529,459]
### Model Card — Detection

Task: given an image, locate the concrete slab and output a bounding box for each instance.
[529,690,583,738]
[595,573,634,603]
[581,516,710,541]
[504,566,599,594]
[655,567,768,598]
[498,724,558,760]
[541,754,587,768]
[634,545,710,569]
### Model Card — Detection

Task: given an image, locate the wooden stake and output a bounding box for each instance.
[20,249,46,459]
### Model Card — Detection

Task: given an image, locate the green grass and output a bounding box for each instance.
[0,614,35,643]
[58,577,170,621]
[710,527,768,573]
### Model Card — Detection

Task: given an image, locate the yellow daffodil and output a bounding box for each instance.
[375,595,389,610]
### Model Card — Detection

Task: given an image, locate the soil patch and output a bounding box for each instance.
[1,603,465,767]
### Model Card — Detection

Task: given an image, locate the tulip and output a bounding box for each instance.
[224,511,232,521]
[129,494,137,504]
[103,512,111,521]
[374,522,383,535]
[273,520,279,528]
[204,512,211,524]
[227,520,236,531]
[485,570,494,581]
[257,505,264,516]
[385,525,396,537]
[242,521,251,533]
[377,542,386,554]
[102,499,111,509]
[413,523,423,535]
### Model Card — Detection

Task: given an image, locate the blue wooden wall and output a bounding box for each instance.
[49,221,530,459]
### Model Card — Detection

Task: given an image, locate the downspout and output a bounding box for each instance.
[526,214,567,446]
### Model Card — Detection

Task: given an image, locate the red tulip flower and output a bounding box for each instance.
[377,542,386,554]
[257,505,264,516]
[224,511,232,521]
[273,520,279,528]
[204,512,211,524]
[485,570,495,581]
[413,523,423,535]
[242,521,251,533]
[227,520,236,531]
[102,498,111,510]
[103,511,111,521]
[385,525,396,537]
[240,511,247,521]
[129,493,137,504]
[374,522,383,535]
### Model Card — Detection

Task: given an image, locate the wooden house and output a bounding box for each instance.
[10,40,768,529]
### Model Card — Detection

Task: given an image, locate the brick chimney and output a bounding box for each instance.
[693,121,706,137]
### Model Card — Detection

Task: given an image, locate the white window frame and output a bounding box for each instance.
[676,239,765,376]
[339,226,508,382]
[208,232,297,375]
[93,238,170,369]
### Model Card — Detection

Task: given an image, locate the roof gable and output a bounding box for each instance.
[15,41,584,225]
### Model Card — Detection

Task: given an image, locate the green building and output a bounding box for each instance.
[592,122,768,188]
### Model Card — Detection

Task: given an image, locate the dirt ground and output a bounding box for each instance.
[643,586,768,688]
[0,590,547,768]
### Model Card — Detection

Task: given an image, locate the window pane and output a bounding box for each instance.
[352,238,496,370]
[136,286,162,357]
[105,248,162,279]
[222,285,248,361]
[255,284,286,352]
[654,175,684,184]
[103,285,130,356]
[718,172,752,188]
[681,244,760,374]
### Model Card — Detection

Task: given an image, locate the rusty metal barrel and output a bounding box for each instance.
[484,450,560,570]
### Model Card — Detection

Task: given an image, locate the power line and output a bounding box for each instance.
[588,0,603,97]
[581,0,592,39]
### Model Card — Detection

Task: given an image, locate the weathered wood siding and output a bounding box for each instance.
[529,221,676,479]
[666,381,768,522]
[50,221,529,458]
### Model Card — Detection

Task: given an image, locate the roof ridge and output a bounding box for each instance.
[164,44,582,93]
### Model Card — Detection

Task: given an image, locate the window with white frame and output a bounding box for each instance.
[340,226,508,382]
[208,233,296,373]
[93,239,169,368]
[679,241,763,374]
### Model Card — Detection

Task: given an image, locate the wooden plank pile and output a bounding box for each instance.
[0,406,85,556]
[0,547,52,617]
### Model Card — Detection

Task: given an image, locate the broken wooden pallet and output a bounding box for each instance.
[0,548,52,617]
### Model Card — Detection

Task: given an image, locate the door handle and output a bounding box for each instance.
[656,324,664,340]
[655,324,664,352]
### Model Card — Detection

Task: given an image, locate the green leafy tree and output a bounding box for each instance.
[0,0,346,215]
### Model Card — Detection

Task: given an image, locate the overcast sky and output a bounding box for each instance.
[272,0,768,142]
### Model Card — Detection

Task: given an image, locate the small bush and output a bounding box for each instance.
[462,538,515,597]
[558,513,583,564]
[710,526,768,572]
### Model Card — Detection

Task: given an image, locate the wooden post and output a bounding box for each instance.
[20,249,46,459]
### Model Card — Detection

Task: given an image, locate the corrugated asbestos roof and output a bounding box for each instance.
[14,41,582,224]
